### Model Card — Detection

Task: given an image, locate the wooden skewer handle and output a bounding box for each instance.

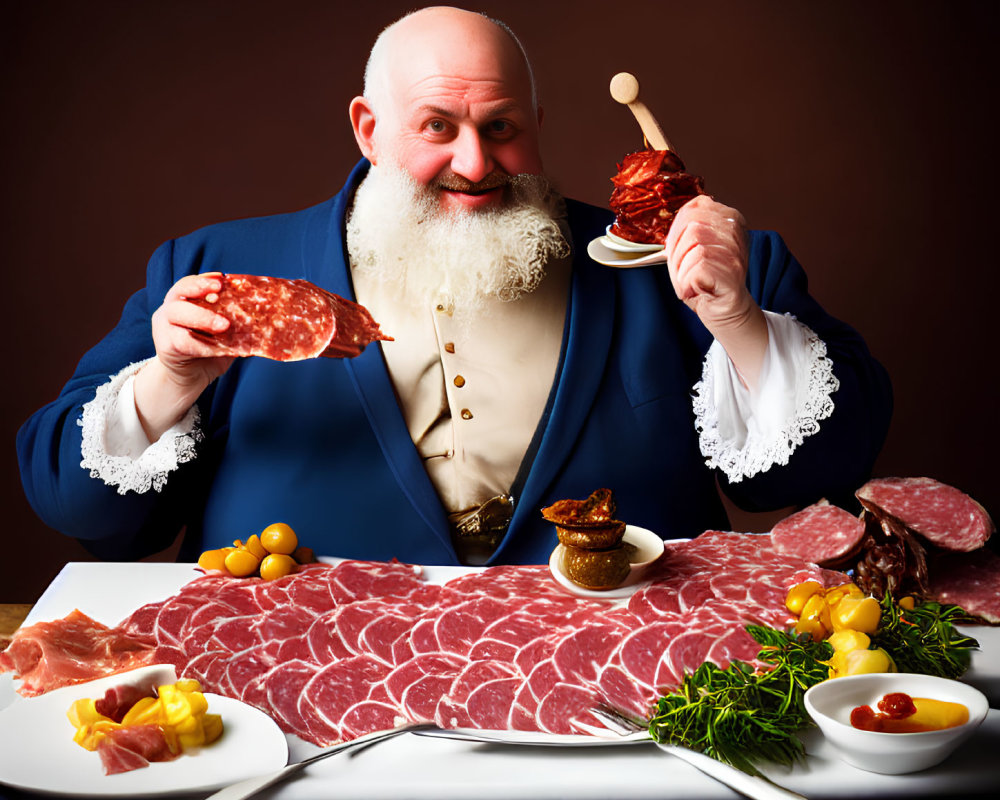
[609,72,673,152]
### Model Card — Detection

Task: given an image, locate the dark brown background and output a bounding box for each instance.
[3,1,997,602]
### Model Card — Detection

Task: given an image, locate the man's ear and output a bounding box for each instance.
[350,96,378,164]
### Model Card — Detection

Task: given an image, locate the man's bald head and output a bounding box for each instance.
[363,7,538,118]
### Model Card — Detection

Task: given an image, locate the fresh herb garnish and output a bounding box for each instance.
[647,627,831,776]
[646,598,980,776]
[870,595,979,679]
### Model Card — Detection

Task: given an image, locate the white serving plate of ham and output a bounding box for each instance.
[0,664,288,796]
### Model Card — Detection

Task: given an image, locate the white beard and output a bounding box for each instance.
[346,165,570,313]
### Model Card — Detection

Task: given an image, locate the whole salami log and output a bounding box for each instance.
[770,499,865,566]
[191,274,391,361]
[856,477,994,552]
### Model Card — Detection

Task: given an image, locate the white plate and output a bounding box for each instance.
[416,727,650,747]
[587,237,669,268]
[0,665,288,797]
[602,226,664,253]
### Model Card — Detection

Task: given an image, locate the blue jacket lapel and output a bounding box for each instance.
[305,161,455,559]
[496,200,617,558]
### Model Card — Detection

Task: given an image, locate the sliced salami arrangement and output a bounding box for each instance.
[190,274,391,361]
[2,533,835,747]
[3,476,993,753]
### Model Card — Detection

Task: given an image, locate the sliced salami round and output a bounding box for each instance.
[856,477,994,552]
[191,273,390,361]
[770,500,865,565]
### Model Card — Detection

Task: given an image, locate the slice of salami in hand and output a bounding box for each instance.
[190,274,391,361]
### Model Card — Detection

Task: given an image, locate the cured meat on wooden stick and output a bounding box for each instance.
[770,499,865,567]
[608,149,706,244]
[190,274,391,361]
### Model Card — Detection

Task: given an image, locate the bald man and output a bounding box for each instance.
[18,7,891,566]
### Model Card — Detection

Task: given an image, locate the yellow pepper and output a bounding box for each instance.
[68,680,223,755]
[830,595,881,634]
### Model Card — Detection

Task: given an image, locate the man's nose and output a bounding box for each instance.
[449,127,493,183]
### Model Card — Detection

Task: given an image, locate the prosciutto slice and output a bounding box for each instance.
[0,609,155,697]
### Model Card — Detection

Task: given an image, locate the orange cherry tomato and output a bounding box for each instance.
[260,523,298,556]
[197,547,234,572]
[259,553,297,581]
[224,549,260,578]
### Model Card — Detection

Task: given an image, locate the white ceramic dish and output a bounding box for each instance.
[602,225,664,253]
[803,672,988,775]
[0,664,288,797]
[587,236,669,268]
[548,525,665,599]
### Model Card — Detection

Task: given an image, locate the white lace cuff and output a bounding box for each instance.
[78,359,203,495]
[692,312,839,483]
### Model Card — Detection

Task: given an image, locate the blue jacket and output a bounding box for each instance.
[17,160,892,565]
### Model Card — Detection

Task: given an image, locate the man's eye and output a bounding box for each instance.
[488,120,511,134]
[427,120,447,133]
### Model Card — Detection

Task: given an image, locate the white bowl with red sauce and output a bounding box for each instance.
[804,672,988,774]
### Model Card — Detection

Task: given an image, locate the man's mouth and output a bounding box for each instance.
[436,173,510,196]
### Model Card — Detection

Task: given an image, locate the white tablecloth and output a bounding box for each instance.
[2,562,998,799]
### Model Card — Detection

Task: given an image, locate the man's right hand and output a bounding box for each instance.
[133,273,236,442]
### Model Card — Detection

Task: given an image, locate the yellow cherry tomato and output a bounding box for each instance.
[224,548,260,578]
[799,592,833,634]
[785,581,823,615]
[260,523,298,556]
[831,595,881,634]
[841,647,894,676]
[260,553,298,581]
[292,545,316,564]
[826,629,871,653]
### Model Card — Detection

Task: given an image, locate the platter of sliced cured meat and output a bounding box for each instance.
[0,664,288,796]
[2,479,998,798]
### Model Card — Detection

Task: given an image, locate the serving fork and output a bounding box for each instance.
[591,704,808,800]
[203,721,437,800]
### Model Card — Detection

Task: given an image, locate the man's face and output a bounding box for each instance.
[354,13,543,213]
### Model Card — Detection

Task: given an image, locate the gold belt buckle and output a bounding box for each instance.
[454,494,514,542]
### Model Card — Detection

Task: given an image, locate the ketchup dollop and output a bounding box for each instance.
[850,691,969,733]
[877,692,917,718]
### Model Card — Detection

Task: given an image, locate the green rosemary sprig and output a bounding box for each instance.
[647,627,831,776]
[870,594,979,679]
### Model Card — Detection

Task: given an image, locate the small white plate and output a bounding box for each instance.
[0,665,288,797]
[587,237,669,268]
[548,525,666,600]
[602,226,664,254]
